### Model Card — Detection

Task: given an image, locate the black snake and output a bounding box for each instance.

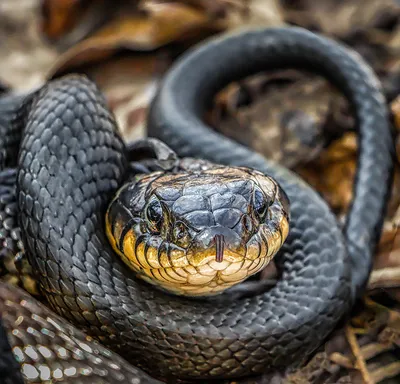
[0,27,395,383]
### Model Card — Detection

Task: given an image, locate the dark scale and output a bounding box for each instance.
[0,27,394,383]
[0,169,37,294]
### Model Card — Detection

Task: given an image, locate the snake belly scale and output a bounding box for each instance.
[0,27,395,382]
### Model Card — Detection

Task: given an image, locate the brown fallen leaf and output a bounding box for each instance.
[210,71,349,169]
[0,0,57,90]
[48,1,225,76]
[151,0,285,31]
[296,132,400,217]
[282,0,400,101]
[44,0,287,77]
[392,95,400,132]
[142,0,233,19]
[281,0,399,40]
[295,133,356,214]
[222,0,284,30]
[87,54,169,143]
[41,0,230,47]
[3,1,400,383]
[40,0,99,42]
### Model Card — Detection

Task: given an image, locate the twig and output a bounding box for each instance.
[345,325,374,384]
[371,362,400,383]
[368,267,400,290]
[360,342,395,360]
[330,352,354,369]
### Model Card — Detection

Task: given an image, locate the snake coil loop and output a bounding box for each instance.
[0,27,394,382]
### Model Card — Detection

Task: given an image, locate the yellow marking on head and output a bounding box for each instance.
[105,165,291,297]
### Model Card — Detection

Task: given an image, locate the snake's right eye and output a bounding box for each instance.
[145,198,163,233]
[253,187,269,221]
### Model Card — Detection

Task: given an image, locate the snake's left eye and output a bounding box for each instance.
[253,187,268,220]
[145,198,163,233]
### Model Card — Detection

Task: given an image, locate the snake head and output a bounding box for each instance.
[106,163,289,296]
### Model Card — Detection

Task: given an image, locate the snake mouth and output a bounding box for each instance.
[185,226,245,267]
[134,253,274,297]
[106,214,288,296]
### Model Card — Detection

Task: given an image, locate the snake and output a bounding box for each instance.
[0,27,395,383]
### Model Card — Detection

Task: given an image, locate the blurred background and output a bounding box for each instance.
[1,1,400,383]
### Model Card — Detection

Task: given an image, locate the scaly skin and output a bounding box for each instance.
[106,161,289,296]
[0,27,394,382]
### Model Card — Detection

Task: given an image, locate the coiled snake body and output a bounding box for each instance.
[0,27,395,382]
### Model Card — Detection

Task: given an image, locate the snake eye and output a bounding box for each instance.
[145,198,163,233]
[253,187,268,220]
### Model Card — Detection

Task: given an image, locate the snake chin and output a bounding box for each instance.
[106,165,290,296]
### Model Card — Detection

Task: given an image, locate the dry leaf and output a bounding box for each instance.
[139,0,284,32]
[87,54,168,143]
[45,0,285,76]
[281,0,399,39]
[392,95,400,132]
[48,2,224,76]
[40,0,96,41]
[210,72,349,169]
[2,1,400,383]
[296,132,400,217]
[281,0,400,101]
[0,0,57,90]
[295,133,356,213]
[222,0,284,30]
